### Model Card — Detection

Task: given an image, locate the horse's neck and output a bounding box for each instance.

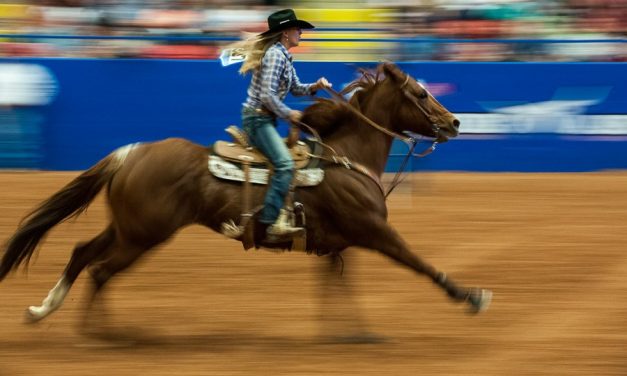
[325,99,393,177]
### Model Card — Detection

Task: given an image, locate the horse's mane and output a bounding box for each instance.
[300,68,383,137]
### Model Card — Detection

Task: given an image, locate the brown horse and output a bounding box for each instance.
[0,62,491,328]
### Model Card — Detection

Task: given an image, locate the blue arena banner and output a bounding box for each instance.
[0,59,625,172]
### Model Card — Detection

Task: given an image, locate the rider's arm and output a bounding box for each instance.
[290,65,316,96]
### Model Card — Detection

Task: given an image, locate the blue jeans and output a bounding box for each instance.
[242,108,295,224]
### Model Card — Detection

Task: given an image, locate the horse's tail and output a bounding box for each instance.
[0,144,136,281]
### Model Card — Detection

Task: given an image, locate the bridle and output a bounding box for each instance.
[400,74,443,138]
[325,73,443,150]
[297,72,445,198]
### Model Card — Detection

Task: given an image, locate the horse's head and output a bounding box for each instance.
[379,62,460,143]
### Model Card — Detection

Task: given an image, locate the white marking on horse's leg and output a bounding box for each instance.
[25,275,71,323]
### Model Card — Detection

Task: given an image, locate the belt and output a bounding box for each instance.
[243,106,274,117]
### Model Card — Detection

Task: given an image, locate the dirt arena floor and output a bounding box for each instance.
[1,171,626,376]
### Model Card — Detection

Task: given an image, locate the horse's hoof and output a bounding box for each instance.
[467,288,492,314]
[24,306,44,324]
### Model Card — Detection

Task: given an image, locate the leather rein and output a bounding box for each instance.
[296,73,440,199]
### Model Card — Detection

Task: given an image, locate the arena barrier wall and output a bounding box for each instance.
[0,59,625,172]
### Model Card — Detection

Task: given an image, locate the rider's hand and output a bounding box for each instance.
[313,77,332,91]
[288,110,303,124]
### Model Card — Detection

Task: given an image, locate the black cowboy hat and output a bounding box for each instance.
[260,9,314,37]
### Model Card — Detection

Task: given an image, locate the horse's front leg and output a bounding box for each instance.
[354,218,492,313]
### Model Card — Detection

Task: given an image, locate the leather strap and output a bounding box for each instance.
[322,155,385,197]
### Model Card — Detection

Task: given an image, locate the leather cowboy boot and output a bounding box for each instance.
[266,208,304,236]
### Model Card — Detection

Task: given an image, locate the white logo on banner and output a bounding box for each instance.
[457,100,627,135]
[0,64,58,106]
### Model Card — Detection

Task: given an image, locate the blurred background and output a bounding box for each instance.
[0,0,625,61]
[0,0,626,171]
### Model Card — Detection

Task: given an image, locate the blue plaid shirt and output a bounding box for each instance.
[243,42,315,119]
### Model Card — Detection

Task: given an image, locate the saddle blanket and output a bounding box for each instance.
[208,155,324,187]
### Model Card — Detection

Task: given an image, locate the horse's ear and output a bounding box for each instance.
[381,60,395,70]
[380,61,403,82]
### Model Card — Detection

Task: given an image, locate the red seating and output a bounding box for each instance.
[140,45,219,60]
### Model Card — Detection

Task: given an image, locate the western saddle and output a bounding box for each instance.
[213,125,311,168]
[211,125,317,251]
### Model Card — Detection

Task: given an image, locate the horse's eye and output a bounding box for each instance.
[419,91,428,99]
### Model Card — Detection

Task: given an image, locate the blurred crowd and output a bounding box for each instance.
[0,0,625,61]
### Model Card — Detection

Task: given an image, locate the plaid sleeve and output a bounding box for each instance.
[259,48,292,119]
[290,65,315,96]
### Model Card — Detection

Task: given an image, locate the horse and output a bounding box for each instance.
[0,62,491,332]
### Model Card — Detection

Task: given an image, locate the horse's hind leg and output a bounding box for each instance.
[80,239,157,332]
[358,219,492,313]
[25,226,116,323]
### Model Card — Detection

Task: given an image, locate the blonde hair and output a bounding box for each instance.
[223,31,283,75]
